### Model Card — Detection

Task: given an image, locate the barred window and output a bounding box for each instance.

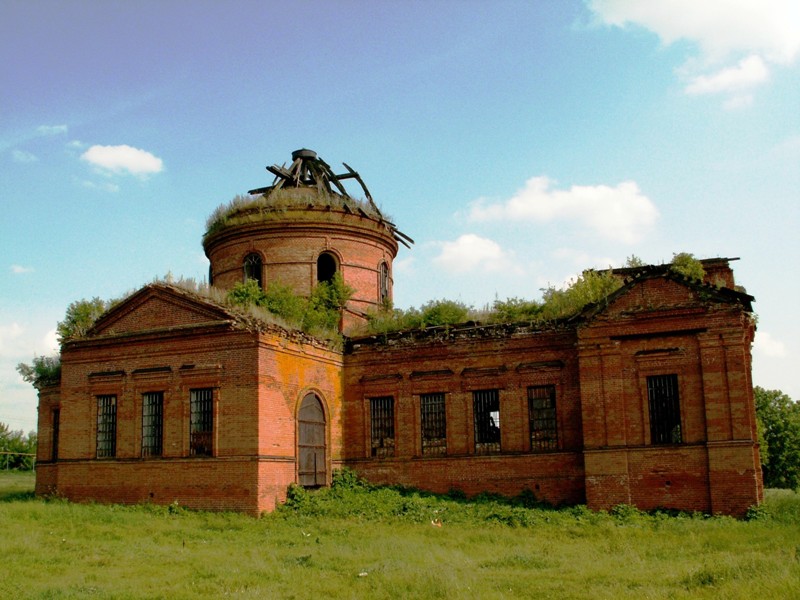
[370,396,394,458]
[142,392,164,457]
[473,389,500,455]
[379,262,390,304]
[421,392,446,456]
[647,374,682,444]
[190,388,213,457]
[528,385,558,451]
[243,253,263,288]
[96,395,117,458]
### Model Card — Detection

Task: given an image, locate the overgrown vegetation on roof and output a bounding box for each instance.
[225,273,354,339]
[16,355,61,389]
[669,252,706,281]
[204,190,387,239]
[361,269,624,335]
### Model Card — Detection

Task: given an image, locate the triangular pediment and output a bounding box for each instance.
[579,271,753,323]
[88,284,237,338]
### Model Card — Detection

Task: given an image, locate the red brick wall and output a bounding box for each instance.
[37,287,343,515]
[203,210,397,332]
[577,276,761,515]
[341,327,586,506]
[36,271,762,517]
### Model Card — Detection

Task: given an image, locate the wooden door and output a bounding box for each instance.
[298,393,326,487]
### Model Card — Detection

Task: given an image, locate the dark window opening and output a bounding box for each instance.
[421,392,446,456]
[473,389,500,454]
[528,385,558,451]
[370,396,394,458]
[190,388,213,457]
[647,374,682,444]
[52,408,60,462]
[317,252,337,283]
[96,395,117,458]
[379,261,390,304]
[243,253,263,288]
[142,392,164,457]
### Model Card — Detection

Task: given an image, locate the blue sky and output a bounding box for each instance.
[2,0,799,433]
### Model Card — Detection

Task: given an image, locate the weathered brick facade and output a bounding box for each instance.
[35,152,762,516]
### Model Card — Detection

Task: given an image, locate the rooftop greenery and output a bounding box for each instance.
[16,253,714,387]
[204,189,387,239]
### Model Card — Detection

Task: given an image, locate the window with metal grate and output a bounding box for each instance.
[96,395,117,458]
[142,392,164,457]
[647,374,682,444]
[421,392,446,456]
[370,396,395,458]
[190,388,213,457]
[473,389,501,454]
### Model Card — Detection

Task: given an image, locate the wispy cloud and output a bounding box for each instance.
[78,178,120,193]
[10,265,34,274]
[587,0,800,107]
[754,331,786,358]
[11,149,38,163]
[468,176,658,244]
[685,55,770,95]
[81,144,164,176]
[36,124,68,136]
[0,322,25,358]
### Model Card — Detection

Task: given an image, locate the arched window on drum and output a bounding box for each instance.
[317,252,337,283]
[243,253,263,289]
[378,261,390,304]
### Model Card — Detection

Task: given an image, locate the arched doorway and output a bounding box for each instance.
[297,393,327,487]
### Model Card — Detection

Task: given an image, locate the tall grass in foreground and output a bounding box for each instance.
[1,471,798,599]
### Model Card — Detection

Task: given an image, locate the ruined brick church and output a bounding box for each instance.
[35,150,763,516]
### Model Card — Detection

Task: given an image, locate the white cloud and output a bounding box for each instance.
[722,95,754,111]
[393,256,415,275]
[433,234,521,274]
[0,322,25,358]
[588,0,800,105]
[42,329,59,354]
[81,144,164,176]
[685,55,769,95]
[753,331,786,358]
[588,0,800,63]
[78,178,120,193]
[10,265,33,274]
[36,124,68,136]
[12,149,38,163]
[468,176,658,244]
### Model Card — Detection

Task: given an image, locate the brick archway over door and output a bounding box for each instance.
[298,393,327,487]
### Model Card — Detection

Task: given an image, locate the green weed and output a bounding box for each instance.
[1,472,799,599]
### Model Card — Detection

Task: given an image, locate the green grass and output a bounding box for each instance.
[1,471,799,599]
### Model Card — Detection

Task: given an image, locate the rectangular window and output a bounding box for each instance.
[421,392,446,456]
[52,408,60,462]
[190,388,213,457]
[142,392,164,457]
[473,389,500,454]
[370,396,394,458]
[647,374,682,444]
[528,385,558,451]
[96,395,117,458]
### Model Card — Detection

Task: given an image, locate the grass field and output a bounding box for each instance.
[0,471,798,599]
